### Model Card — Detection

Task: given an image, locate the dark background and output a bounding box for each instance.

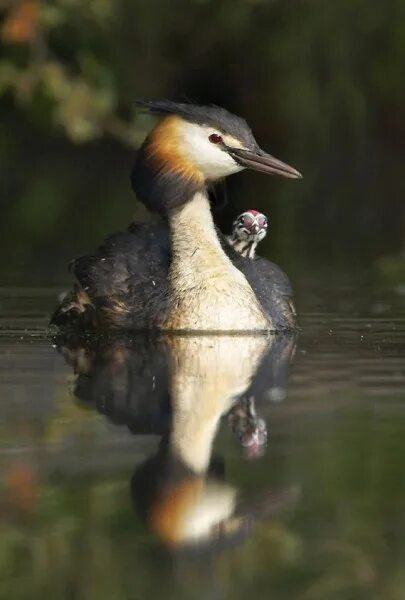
[1,0,404,286]
[1,4,405,596]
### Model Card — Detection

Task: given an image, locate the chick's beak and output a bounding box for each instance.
[228,147,302,179]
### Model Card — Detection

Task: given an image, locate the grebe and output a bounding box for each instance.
[52,101,301,332]
[228,209,268,258]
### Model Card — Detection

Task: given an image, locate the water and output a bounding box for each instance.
[0,280,405,600]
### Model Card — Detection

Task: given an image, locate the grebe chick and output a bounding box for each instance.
[228,395,267,458]
[228,210,268,259]
[52,101,301,332]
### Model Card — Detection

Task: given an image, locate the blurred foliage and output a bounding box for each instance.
[0,0,404,284]
[0,0,141,145]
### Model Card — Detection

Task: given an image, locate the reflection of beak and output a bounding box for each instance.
[228,147,302,179]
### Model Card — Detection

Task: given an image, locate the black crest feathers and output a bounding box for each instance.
[136,100,259,150]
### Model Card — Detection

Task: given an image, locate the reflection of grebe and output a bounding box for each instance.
[52,101,300,333]
[131,335,298,548]
[55,332,298,549]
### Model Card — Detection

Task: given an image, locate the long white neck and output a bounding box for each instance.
[169,190,233,278]
[163,190,270,331]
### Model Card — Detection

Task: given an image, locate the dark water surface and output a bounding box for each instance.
[1,280,405,600]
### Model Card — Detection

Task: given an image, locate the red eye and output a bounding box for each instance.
[209,133,223,144]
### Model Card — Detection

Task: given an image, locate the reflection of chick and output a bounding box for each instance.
[228,210,268,259]
[228,395,267,458]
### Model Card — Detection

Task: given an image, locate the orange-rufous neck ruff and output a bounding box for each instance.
[146,115,205,186]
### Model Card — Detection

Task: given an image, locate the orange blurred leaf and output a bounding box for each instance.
[6,462,38,513]
[2,0,40,44]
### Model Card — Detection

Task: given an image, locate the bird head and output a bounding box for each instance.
[232,210,268,244]
[132,101,302,214]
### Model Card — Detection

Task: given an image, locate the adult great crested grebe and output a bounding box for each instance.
[52,101,301,332]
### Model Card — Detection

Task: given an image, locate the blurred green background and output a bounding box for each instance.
[1,3,405,595]
[1,0,404,286]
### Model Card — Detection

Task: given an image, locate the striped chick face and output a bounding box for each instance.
[232,210,268,244]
